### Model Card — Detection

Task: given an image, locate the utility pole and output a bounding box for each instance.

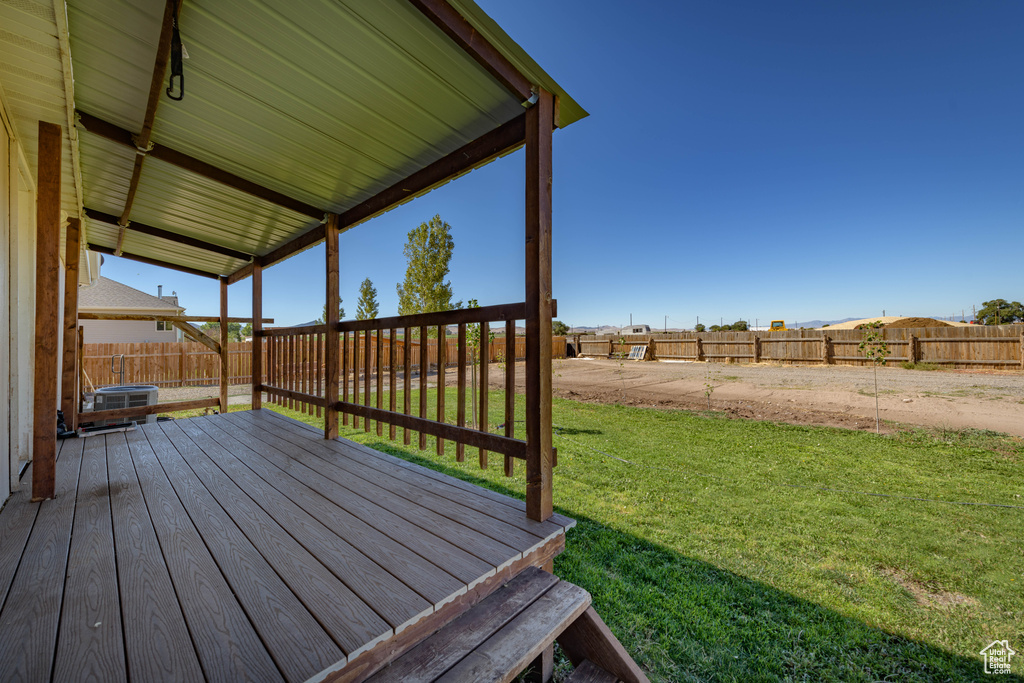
[630,313,632,326]
[664,315,667,333]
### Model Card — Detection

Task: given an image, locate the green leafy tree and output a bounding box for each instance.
[318,300,344,324]
[552,320,570,336]
[355,278,379,320]
[240,322,253,338]
[396,215,461,315]
[730,320,749,331]
[976,299,1024,325]
[858,321,890,434]
[694,323,706,332]
[200,321,242,342]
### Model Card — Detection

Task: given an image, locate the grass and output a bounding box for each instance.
[212,394,1022,681]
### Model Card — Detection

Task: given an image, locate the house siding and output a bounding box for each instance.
[81,319,181,344]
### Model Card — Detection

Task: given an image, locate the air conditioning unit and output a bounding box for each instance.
[86,385,160,427]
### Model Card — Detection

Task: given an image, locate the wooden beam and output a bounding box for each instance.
[219,277,229,413]
[324,214,340,439]
[409,0,534,102]
[524,89,554,522]
[32,121,62,501]
[87,243,221,279]
[60,218,81,425]
[78,313,273,324]
[78,397,220,425]
[226,261,254,285]
[251,261,263,410]
[247,113,526,276]
[170,320,221,354]
[77,111,324,219]
[117,0,178,227]
[85,208,253,262]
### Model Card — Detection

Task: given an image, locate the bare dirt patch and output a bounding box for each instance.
[879,568,978,609]
[526,359,1024,436]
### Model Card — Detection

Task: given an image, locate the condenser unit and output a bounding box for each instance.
[85,385,159,426]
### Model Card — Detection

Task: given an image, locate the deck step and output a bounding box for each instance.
[368,566,589,683]
[557,607,650,683]
[565,660,618,683]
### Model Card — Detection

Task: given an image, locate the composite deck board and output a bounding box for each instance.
[262,407,576,532]
[240,411,528,563]
[368,567,560,683]
[229,411,518,572]
[183,418,433,631]
[53,435,126,682]
[216,412,479,600]
[0,438,84,681]
[105,432,205,682]
[0,411,571,683]
[169,419,415,640]
[142,424,345,681]
[124,428,283,683]
[0,463,40,615]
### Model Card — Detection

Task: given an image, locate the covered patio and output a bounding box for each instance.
[1,0,647,680]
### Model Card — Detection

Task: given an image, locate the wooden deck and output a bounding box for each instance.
[0,409,574,683]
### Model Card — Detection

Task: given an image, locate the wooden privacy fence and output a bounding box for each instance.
[579,325,1024,369]
[82,335,567,389]
[83,341,253,388]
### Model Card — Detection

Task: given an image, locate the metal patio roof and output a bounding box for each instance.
[66,0,587,280]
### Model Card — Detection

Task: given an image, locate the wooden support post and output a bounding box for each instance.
[695,337,704,362]
[251,261,263,408]
[752,335,761,364]
[219,277,229,413]
[324,214,341,439]
[524,645,555,683]
[179,342,186,386]
[60,217,81,429]
[32,121,62,501]
[908,334,919,364]
[821,333,829,365]
[524,89,554,522]
[1020,332,1023,369]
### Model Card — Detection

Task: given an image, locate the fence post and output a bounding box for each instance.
[821,333,832,365]
[695,336,704,362]
[752,335,760,363]
[908,335,919,364]
[1020,332,1023,369]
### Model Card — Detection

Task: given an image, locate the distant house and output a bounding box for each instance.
[79,278,185,343]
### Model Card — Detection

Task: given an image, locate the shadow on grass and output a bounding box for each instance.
[552,426,604,436]
[367,441,1001,683]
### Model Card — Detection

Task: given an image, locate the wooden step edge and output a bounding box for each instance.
[364,567,561,683]
[435,580,592,683]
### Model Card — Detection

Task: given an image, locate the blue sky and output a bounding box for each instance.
[101,0,1024,329]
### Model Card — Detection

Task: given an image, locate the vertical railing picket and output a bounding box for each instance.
[456,322,467,462]
[479,320,489,469]
[389,328,397,440]
[505,320,515,476]
[419,325,428,450]
[436,324,446,455]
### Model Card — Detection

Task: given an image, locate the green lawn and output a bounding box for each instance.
[212,394,1022,682]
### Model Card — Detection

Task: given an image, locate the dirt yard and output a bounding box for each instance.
[541,358,1024,436]
[158,358,1024,437]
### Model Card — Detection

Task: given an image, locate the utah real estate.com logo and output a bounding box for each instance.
[981,640,1016,675]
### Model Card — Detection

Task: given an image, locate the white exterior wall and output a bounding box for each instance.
[81,319,181,344]
[2,97,39,498]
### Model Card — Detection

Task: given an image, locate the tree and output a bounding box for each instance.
[240,322,253,338]
[318,300,344,324]
[858,321,890,434]
[396,215,461,315]
[694,323,706,332]
[730,320,749,331]
[976,299,1024,325]
[355,278,379,320]
[200,321,242,342]
[552,320,570,336]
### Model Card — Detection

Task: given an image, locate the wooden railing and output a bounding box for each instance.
[255,302,554,476]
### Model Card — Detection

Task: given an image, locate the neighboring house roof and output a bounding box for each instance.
[78,277,185,313]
